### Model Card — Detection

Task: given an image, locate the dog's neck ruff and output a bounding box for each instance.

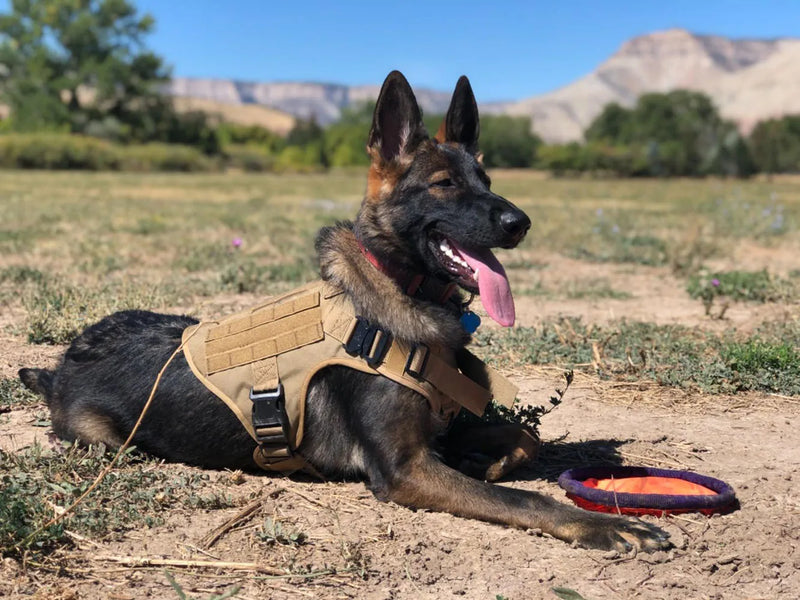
[357,240,458,305]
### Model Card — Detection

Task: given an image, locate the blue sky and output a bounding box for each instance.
[15,0,800,102]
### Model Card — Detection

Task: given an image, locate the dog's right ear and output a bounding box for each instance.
[368,71,428,164]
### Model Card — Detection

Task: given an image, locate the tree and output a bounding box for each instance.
[323,102,372,167]
[749,116,800,174]
[584,103,634,143]
[581,91,755,177]
[0,0,170,140]
[479,115,541,168]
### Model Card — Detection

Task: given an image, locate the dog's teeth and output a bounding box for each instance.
[474,268,480,281]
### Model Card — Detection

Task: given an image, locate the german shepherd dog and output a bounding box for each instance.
[20,71,669,553]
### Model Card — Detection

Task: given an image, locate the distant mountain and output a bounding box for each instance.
[166,29,800,142]
[165,79,454,125]
[504,28,800,142]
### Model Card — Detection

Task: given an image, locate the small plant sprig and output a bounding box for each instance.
[459,369,573,434]
[257,517,307,547]
[687,268,793,319]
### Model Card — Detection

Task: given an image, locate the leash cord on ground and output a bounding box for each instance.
[18,325,204,552]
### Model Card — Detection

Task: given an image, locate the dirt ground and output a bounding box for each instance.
[2,254,799,600]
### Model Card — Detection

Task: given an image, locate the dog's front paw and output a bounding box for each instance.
[564,513,671,553]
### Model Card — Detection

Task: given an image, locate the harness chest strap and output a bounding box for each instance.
[181,280,518,473]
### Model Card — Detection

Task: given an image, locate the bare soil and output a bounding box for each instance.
[2,262,799,600]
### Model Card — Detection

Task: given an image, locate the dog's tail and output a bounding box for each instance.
[18,368,55,400]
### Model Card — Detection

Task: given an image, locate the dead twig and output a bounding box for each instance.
[199,496,265,549]
[92,555,286,575]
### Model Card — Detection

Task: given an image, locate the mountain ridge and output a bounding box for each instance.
[165,28,800,142]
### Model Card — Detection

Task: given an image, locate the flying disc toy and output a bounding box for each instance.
[558,465,736,517]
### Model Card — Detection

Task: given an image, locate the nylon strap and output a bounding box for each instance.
[184,280,518,476]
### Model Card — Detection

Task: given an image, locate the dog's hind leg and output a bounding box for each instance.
[445,423,540,482]
[68,408,126,447]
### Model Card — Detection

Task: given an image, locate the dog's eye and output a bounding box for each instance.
[432,178,454,188]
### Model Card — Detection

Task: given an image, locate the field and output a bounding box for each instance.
[1,170,799,600]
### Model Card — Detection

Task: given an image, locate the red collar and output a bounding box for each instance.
[357,240,457,304]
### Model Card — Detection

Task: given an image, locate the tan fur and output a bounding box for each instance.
[71,409,125,447]
[434,119,447,143]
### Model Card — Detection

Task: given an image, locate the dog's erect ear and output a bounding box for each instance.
[368,71,428,163]
[435,75,480,152]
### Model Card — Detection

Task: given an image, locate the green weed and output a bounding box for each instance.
[687,269,795,316]
[257,517,307,547]
[474,318,800,396]
[722,338,800,394]
[0,377,41,409]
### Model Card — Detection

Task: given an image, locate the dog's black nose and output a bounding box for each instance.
[499,210,531,237]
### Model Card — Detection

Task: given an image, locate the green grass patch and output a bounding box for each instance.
[0,265,47,285]
[474,318,800,396]
[687,268,796,316]
[23,279,170,344]
[687,269,791,303]
[0,443,234,560]
[220,257,317,294]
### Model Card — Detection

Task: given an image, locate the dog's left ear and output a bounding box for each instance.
[435,75,480,153]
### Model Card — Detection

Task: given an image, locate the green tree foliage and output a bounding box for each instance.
[584,103,634,144]
[478,115,540,168]
[560,91,756,177]
[748,116,800,174]
[323,102,372,167]
[0,0,171,139]
[217,123,284,153]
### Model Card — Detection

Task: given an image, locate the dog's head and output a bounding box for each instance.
[355,71,530,326]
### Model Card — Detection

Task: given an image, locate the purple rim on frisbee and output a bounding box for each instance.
[558,465,737,516]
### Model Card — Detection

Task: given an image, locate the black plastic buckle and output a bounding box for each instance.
[404,343,430,380]
[345,316,391,367]
[250,383,290,445]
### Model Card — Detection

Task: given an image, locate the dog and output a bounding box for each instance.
[19,71,669,553]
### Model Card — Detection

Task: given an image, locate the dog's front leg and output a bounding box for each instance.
[377,449,669,553]
[445,423,540,481]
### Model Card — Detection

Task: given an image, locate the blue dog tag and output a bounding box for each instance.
[460,311,481,333]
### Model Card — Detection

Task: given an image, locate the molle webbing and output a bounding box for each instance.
[181,280,518,474]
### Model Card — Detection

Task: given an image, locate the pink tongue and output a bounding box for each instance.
[450,241,515,327]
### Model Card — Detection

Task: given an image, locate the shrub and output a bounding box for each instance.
[275,144,325,173]
[224,144,276,172]
[0,133,119,170]
[0,134,217,172]
[117,143,217,172]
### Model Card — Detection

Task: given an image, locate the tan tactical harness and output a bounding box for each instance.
[181,280,518,474]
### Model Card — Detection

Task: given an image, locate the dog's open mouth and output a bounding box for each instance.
[430,235,515,327]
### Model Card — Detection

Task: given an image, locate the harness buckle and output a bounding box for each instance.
[345,316,391,367]
[250,384,291,450]
[404,343,430,380]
